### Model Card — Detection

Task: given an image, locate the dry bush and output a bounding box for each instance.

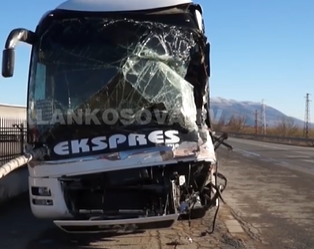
[211,116,226,132]
[272,116,298,137]
[226,115,247,132]
[213,114,314,138]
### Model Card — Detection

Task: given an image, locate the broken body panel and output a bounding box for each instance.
[2,0,224,234]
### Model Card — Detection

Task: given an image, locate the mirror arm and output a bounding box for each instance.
[4,28,36,49]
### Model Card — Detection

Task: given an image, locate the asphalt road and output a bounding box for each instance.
[1,137,314,249]
[218,137,314,249]
[228,137,314,174]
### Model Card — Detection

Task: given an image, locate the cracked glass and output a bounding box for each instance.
[28,15,206,142]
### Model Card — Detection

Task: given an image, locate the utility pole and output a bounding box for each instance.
[261,99,267,135]
[254,110,258,134]
[303,93,311,138]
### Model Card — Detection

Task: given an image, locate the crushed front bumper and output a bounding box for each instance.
[54,214,178,233]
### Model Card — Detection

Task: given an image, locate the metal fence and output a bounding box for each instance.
[0,117,27,166]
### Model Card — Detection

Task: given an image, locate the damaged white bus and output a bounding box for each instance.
[1,0,232,233]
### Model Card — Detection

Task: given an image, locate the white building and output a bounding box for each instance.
[0,104,26,120]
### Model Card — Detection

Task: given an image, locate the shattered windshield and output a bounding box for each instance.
[28,15,203,141]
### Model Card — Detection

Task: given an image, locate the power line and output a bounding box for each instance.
[303,93,311,138]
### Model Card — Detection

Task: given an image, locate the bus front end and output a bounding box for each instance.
[1,0,228,234]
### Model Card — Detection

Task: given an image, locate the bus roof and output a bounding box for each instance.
[56,0,193,12]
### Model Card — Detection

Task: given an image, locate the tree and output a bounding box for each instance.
[227,115,247,132]
[275,116,298,137]
[212,115,226,131]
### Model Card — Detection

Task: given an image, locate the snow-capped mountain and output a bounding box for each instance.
[209,97,311,128]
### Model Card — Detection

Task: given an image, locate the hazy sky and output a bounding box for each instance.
[0,0,313,120]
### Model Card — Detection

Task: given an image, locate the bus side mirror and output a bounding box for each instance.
[2,48,15,78]
[1,28,36,78]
